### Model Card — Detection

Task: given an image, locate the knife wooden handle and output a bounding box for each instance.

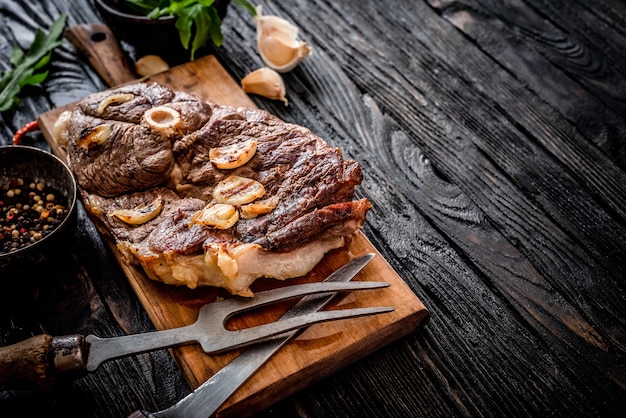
[65,23,138,87]
[0,334,88,390]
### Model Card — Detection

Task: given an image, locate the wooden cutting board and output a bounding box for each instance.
[38,52,429,417]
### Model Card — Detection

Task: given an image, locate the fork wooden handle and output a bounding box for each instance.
[0,334,87,390]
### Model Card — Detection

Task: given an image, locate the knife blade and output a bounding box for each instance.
[128,253,376,418]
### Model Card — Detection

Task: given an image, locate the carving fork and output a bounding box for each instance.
[0,274,392,390]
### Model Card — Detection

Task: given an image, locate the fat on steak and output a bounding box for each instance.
[57,82,371,296]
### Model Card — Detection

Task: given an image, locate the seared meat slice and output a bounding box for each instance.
[173,105,366,251]
[85,191,370,296]
[65,83,213,197]
[247,199,372,250]
[146,198,211,256]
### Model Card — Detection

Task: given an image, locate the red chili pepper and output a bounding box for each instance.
[12,120,40,145]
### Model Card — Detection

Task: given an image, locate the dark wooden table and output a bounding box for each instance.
[1,0,625,417]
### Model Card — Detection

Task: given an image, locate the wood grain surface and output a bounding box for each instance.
[1,0,625,417]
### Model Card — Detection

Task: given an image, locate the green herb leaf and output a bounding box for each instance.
[0,14,67,113]
[175,7,194,50]
[232,0,256,16]
[21,70,50,88]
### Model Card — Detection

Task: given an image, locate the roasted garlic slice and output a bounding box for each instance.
[110,196,163,225]
[213,175,265,206]
[76,124,111,149]
[255,5,312,72]
[210,139,258,169]
[190,203,238,229]
[241,68,288,104]
[240,198,278,219]
[97,93,134,113]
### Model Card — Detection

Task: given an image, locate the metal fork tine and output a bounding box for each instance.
[195,281,393,354]
[202,281,392,322]
[202,306,395,354]
[81,258,391,372]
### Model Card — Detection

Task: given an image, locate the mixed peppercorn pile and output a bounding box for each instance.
[1,177,70,254]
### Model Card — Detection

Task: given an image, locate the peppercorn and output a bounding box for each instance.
[0,177,69,254]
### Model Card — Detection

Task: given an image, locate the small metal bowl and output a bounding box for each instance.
[0,145,78,272]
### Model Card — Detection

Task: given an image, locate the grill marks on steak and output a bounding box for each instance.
[234,138,363,248]
[66,83,371,294]
[146,198,211,255]
[169,104,368,250]
[199,111,365,249]
[247,199,372,250]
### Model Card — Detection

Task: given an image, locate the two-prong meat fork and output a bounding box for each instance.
[86,279,392,371]
[0,257,392,390]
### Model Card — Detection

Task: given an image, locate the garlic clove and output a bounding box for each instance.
[110,196,163,225]
[190,203,239,229]
[76,124,112,149]
[241,67,288,105]
[97,93,135,114]
[240,197,278,219]
[213,175,265,206]
[255,5,312,73]
[210,139,258,169]
[135,55,170,78]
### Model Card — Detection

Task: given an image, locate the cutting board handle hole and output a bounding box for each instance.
[90,31,108,43]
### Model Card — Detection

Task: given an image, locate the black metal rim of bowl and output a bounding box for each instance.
[0,145,78,264]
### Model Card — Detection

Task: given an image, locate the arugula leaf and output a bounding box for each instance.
[123,0,255,60]
[0,14,67,113]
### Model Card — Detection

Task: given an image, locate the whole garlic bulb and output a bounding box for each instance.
[255,5,312,73]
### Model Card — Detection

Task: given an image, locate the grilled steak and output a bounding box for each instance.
[57,82,371,296]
